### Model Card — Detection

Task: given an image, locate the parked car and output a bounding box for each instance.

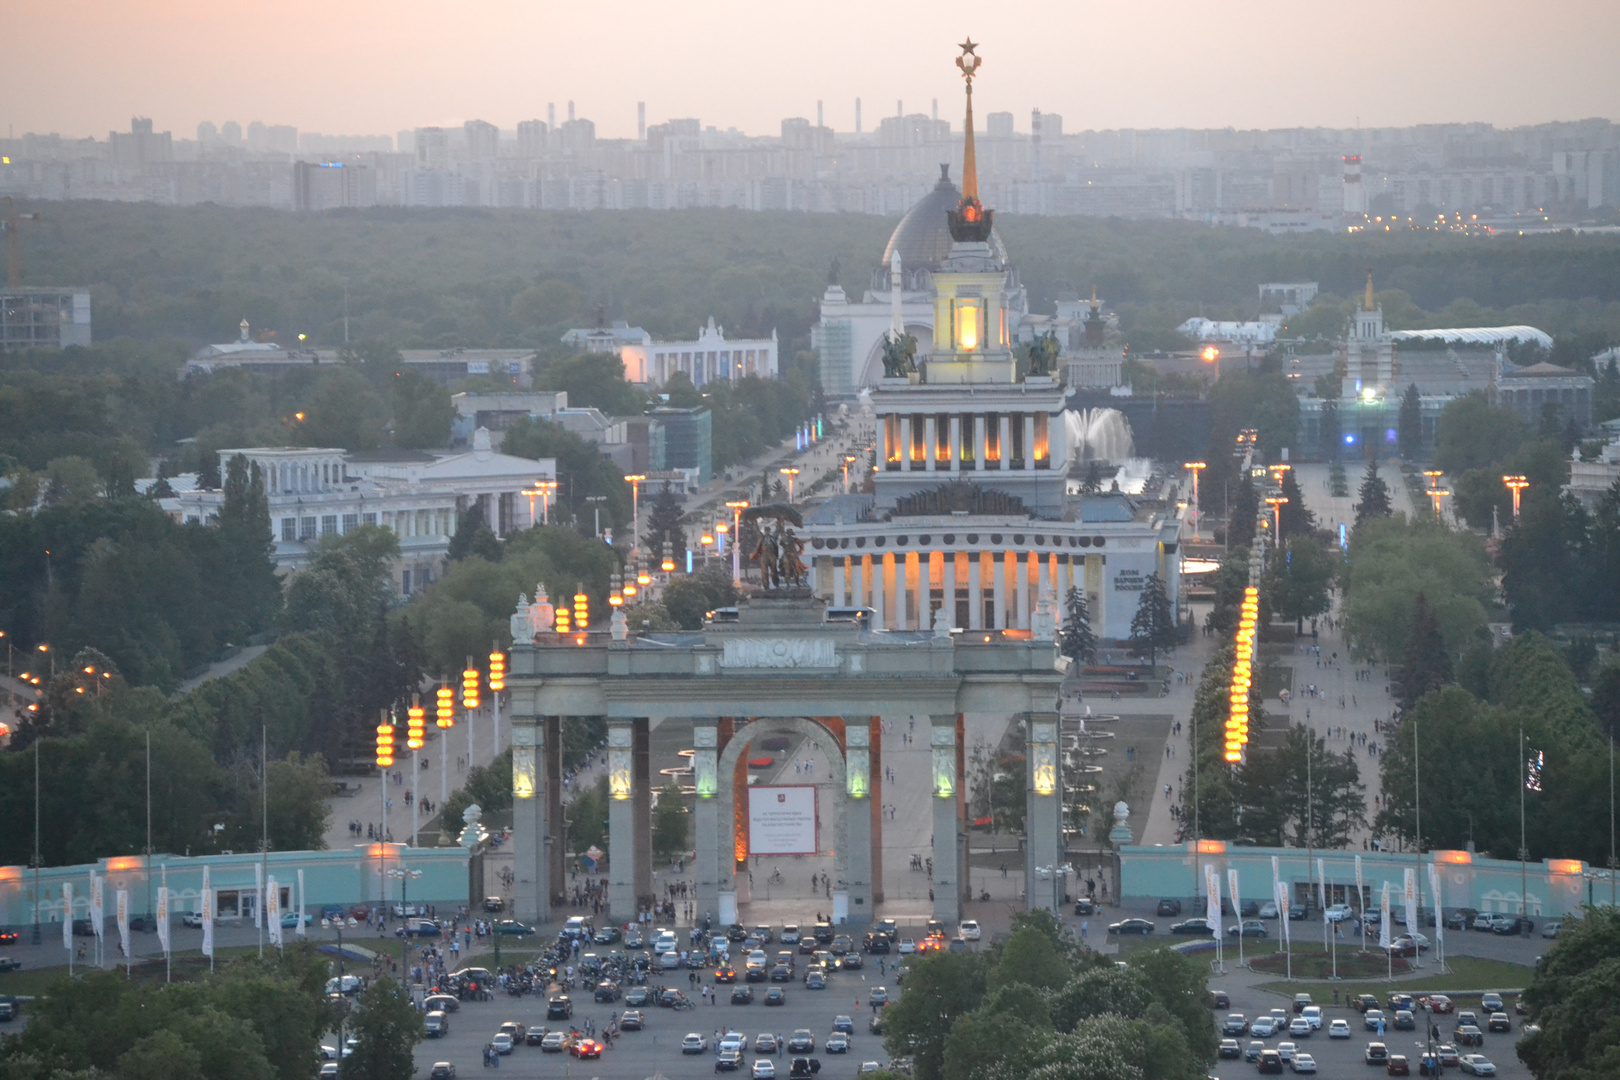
[1541,921,1562,938]
[1257,1050,1284,1074]
[1074,898,1096,916]
[1292,1052,1317,1074]
[1251,1016,1279,1038]
[1156,898,1183,916]
[1324,904,1352,922]
[494,920,535,936]
[1328,1020,1351,1039]
[1479,993,1505,1013]
[1445,909,1476,930]
[1366,1042,1390,1064]
[1218,1039,1242,1059]
[1387,1054,1411,1075]
[1259,901,1280,919]
[1109,918,1155,935]
[181,911,205,928]
[1222,1014,1249,1036]
[1458,1055,1497,1076]
[957,920,981,941]
[1170,918,1215,935]
[1227,920,1268,938]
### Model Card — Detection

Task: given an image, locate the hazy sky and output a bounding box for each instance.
[7,0,1618,140]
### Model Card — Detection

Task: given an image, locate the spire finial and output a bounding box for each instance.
[1364,268,1375,311]
[947,40,993,243]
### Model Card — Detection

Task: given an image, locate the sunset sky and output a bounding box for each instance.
[6,0,1617,140]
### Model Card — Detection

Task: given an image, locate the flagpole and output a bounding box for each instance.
[1519,726,1528,920]
[260,725,268,959]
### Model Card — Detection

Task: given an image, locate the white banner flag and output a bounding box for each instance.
[1379,882,1392,949]
[1403,868,1419,940]
[266,876,282,946]
[156,886,170,955]
[254,864,263,929]
[1227,868,1241,928]
[1270,855,1281,904]
[1428,862,1444,946]
[201,886,214,958]
[62,881,74,950]
[1355,855,1365,920]
[296,869,307,937]
[1277,880,1291,944]
[90,872,104,939]
[1204,863,1221,930]
[116,889,130,959]
[1316,858,1327,916]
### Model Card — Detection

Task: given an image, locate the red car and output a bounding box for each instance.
[569,1038,603,1059]
[1425,995,1455,1015]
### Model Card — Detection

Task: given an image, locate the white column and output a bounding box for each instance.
[899,415,913,470]
[1023,415,1037,470]
[920,552,934,628]
[998,415,1012,471]
[949,416,962,474]
[854,555,867,612]
[993,553,1007,630]
[894,553,908,630]
[872,555,887,628]
[834,558,847,607]
[1016,553,1031,630]
[967,553,982,631]
[924,416,937,472]
[1038,551,1051,601]
[973,415,986,470]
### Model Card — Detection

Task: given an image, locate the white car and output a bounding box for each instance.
[752,1061,776,1079]
[541,1032,566,1052]
[181,911,205,928]
[718,1033,746,1055]
[1288,1017,1311,1038]
[1459,1055,1496,1076]
[1251,1017,1279,1038]
[1301,1006,1322,1030]
[1291,1053,1317,1074]
[897,938,917,954]
[1277,1041,1297,1063]
[681,1033,708,1055]
[491,1033,513,1055]
[1325,904,1352,922]
[654,930,678,953]
[957,920,981,941]
[1259,901,1280,919]
[1328,1019,1351,1039]
[660,950,681,969]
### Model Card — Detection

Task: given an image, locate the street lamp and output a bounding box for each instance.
[842,455,857,493]
[1183,462,1206,539]
[385,866,421,984]
[624,474,646,553]
[778,467,800,503]
[1265,495,1288,544]
[1425,487,1450,518]
[586,495,607,539]
[1503,475,1528,517]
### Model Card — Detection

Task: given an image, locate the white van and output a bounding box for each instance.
[424,1011,449,1038]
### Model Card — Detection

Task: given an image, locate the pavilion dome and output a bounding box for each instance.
[881,164,1007,272]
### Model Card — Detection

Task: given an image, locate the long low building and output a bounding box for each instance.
[173,428,555,594]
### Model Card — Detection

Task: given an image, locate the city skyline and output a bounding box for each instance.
[5,0,1619,141]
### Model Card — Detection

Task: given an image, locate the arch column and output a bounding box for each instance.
[846,723,873,922]
[930,714,963,926]
[606,718,651,922]
[510,713,550,925]
[693,720,721,925]
[1025,713,1062,912]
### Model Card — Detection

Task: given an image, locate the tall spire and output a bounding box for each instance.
[957,39,981,201]
[947,40,994,243]
[1364,268,1375,311]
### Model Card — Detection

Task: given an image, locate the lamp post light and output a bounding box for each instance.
[385,866,421,984]
[842,455,857,494]
[1425,487,1450,518]
[1183,462,1206,539]
[624,474,646,553]
[1503,475,1528,518]
[699,531,714,567]
[778,467,800,503]
[1265,495,1288,545]
[586,495,607,539]
[726,501,749,584]
[1422,470,1443,491]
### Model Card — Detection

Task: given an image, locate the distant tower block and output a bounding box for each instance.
[638,102,646,141]
[817,100,824,128]
[548,103,556,128]
[1342,154,1367,215]
[932,98,938,121]
[897,99,903,118]
[856,97,862,134]
[568,100,576,123]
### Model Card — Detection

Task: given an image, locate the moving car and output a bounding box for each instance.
[1218,1039,1242,1059]
[1292,994,1313,1013]
[1226,920,1268,938]
[1366,1042,1390,1064]
[423,1011,448,1038]
[896,938,917,954]
[1109,919,1155,935]
[546,996,573,1020]
[491,1033,513,1055]
[1074,898,1096,916]
[493,920,535,936]
[620,1010,644,1031]
[751,1060,776,1079]
[1324,904,1352,922]
[731,985,754,1004]
[1458,1055,1496,1076]
[1301,1006,1322,1030]
[428,1065,456,1080]
[832,1015,855,1034]
[1328,1020,1351,1039]
[826,1034,850,1054]
[764,987,786,1006]
[957,920,981,941]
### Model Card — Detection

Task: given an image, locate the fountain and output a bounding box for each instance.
[1065,408,1135,461]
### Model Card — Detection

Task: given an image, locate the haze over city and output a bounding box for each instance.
[6,0,1620,139]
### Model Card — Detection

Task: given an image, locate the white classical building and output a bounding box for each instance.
[801,125,1178,641]
[174,428,556,594]
[616,317,779,386]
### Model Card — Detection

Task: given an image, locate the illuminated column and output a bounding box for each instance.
[974,415,987,468]
[993,552,1008,629]
[1026,714,1061,912]
[871,555,886,627]
[998,415,1012,471]
[510,712,548,924]
[1015,553,1031,629]
[693,720,720,924]
[833,558,847,607]
[854,555,867,613]
[894,552,908,630]
[1023,415,1037,470]
[949,415,962,474]
[920,551,934,628]
[930,715,962,925]
[952,551,967,628]
[899,416,913,470]
[967,552,982,630]
[633,719,652,905]
[607,720,637,921]
[845,723,873,923]
[924,416,937,473]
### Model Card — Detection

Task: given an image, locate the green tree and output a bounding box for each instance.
[988,925,1073,992]
[1592,660,1620,740]
[533,351,646,416]
[283,526,400,641]
[569,774,610,858]
[1434,392,1523,475]
[388,368,453,449]
[1237,724,1366,848]
[1340,515,1493,662]
[880,950,991,1080]
[1394,593,1454,714]
[1059,586,1097,667]
[445,506,502,562]
[1519,906,1620,1080]
[1263,536,1335,633]
[508,280,581,328]
[1227,472,1258,551]
[43,455,102,504]
[219,453,283,636]
[1354,456,1392,526]
[296,369,386,451]
[643,481,688,570]
[651,781,690,860]
[441,748,514,830]
[1207,371,1299,461]
[341,976,421,1080]
[1396,382,1423,459]
[499,415,630,532]
[662,565,738,630]
[1128,572,1176,667]
[1277,467,1315,539]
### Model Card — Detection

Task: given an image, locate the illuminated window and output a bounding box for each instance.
[984,414,1001,462]
[1033,413,1049,466]
[885,415,902,464]
[935,415,952,464]
[955,300,981,351]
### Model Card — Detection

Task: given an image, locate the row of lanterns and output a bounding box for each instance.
[1225,586,1259,763]
[374,650,508,769]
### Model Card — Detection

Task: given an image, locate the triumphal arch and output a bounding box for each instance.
[503,591,1064,929]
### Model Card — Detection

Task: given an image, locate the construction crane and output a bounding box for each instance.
[2,196,41,288]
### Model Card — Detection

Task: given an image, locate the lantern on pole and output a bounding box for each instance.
[609,571,624,608]
[435,681,455,729]
[406,696,425,750]
[461,659,480,711]
[573,589,589,630]
[375,719,395,768]
[487,651,505,693]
